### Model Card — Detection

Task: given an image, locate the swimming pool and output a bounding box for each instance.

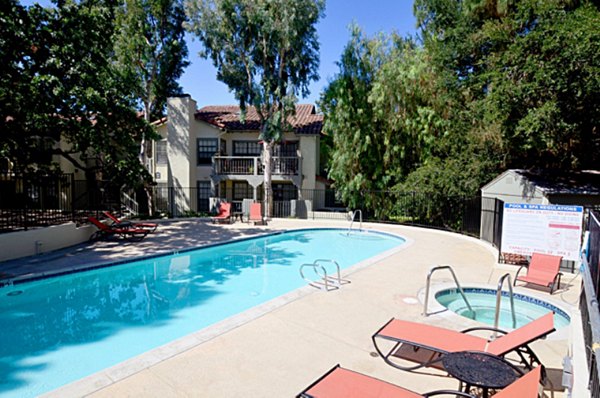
[435,288,570,329]
[0,228,404,397]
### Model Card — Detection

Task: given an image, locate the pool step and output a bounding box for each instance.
[299,259,351,291]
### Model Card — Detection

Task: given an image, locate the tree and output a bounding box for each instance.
[185,0,325,217]
[0,0,154,187]
[114,0,189,162]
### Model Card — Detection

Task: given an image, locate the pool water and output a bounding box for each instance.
[0,228,404,397]
[435,288,570,329]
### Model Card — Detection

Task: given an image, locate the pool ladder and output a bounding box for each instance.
[494,273,517,331]
[300,259,351,291]
[347,210,362,234]
[423,265,475,317]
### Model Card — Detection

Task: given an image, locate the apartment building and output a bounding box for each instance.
[150,95,325,214]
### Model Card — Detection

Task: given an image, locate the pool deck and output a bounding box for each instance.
[0,218,587,397]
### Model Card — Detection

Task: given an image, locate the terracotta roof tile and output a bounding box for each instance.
[195,104,322,135]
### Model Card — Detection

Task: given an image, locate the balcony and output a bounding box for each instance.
[212,156,300,177]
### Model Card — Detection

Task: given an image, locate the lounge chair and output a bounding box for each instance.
[514,253,563,294]
[102,211,158,232]
[248,202,266,225]
[88,216,149,241]
[297,364,542,398]
[372,312,554,373]
[211,202,232,224]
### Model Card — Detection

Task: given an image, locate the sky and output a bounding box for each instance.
[20,0,417,108]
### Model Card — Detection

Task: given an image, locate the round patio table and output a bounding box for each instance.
[442,351,521,398]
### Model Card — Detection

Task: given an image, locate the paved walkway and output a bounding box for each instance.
[0,219,584,397]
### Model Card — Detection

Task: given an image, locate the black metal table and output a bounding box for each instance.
[442,351,520,398]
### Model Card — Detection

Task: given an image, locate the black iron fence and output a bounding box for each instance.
[0,174,120,233]
[581,210,600,398]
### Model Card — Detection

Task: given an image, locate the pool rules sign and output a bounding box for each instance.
[500,203,584,261]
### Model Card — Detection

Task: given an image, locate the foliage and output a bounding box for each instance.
[185,0,324,216]
[0,0,156,187]
[323,0,600,222]
[114,0,189,122]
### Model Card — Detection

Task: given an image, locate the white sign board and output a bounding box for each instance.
[500,203,583,261]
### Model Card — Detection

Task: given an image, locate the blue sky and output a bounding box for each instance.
[20,0,417,107]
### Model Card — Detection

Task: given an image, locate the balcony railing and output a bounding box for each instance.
[213,156,300,176]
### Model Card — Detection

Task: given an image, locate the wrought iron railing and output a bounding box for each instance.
[213,156,300,176]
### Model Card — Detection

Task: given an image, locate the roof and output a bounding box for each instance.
[484,169,600,195]
[195,104,322,135]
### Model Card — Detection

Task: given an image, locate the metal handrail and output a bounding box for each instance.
[299,259,350,291]
[348,209,363,234]
[494,273,517,333]
[423,265,475,317]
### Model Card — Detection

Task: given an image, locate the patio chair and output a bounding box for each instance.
[372,312,554,373]
[514,253,563,294]
[297,364,542,398]
[248,202,266,225]
[88,216,150,241]
[211,202,232,224]
[102,211,158,232]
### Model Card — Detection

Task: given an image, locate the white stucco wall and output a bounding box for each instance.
[0,222,96,262]
[299,135,318,190]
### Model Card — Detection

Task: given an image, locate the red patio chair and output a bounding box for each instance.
[514,253,563,294]
[211,202,232,224]
[372,312,554,374]
[248,202,266,225]
[297,364,542,398]
[88,216,149,241]
[102,211,158,232]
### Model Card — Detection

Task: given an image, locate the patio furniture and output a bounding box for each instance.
[514,253,563,294]
[297,364,542,398]
[372,312,554,373]
[211,202,232,224]
[441,351,523,398]
[249,202,266,225]
[88,216,150,241]
[102,211,158,232]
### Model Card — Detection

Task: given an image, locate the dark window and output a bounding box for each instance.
[233,141,262,156]
[197,181,211,212]
[273,183,297,201]
[197,138,218,165]
[273,142,298,157]
[233,181,253,200]
[156,141,167,164]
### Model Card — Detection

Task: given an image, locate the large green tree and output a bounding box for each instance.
[185,0,325,217]
[114,0,189,162]
[0,0,154,187]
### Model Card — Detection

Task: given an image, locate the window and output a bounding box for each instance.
[156,141,167,164]
[273,183,297,201]
[273,142,298,157]
[233,141,262,156]
[197,181,211,212]
[233,181,253,200]
[197,138,218,165]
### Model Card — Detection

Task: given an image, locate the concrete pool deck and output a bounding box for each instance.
[0,219,586,397]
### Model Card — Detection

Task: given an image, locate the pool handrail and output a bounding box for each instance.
[347,209,362,234]
[423,265,475,318]
[300,259,350,291]
[494,273,517,335]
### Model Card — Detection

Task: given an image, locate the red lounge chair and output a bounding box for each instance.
[514,253,563,294]
[211,202,232,224]
[248,202,266,225]
[297,365,542,398]
[88,216,149,241]
[372,312,554,373]
[102,211,158,232]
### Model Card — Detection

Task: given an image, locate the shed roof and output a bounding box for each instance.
[483,169,600,196]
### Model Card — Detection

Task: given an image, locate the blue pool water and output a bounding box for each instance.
[0,228,404,397]
[435,288,570,329]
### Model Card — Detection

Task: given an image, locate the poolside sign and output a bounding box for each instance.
[500,203,584,261]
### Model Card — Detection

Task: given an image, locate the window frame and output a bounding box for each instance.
[197,138,219,166]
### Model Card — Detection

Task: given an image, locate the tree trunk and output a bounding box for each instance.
[141,102,153,216]
[263,141,273,219]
